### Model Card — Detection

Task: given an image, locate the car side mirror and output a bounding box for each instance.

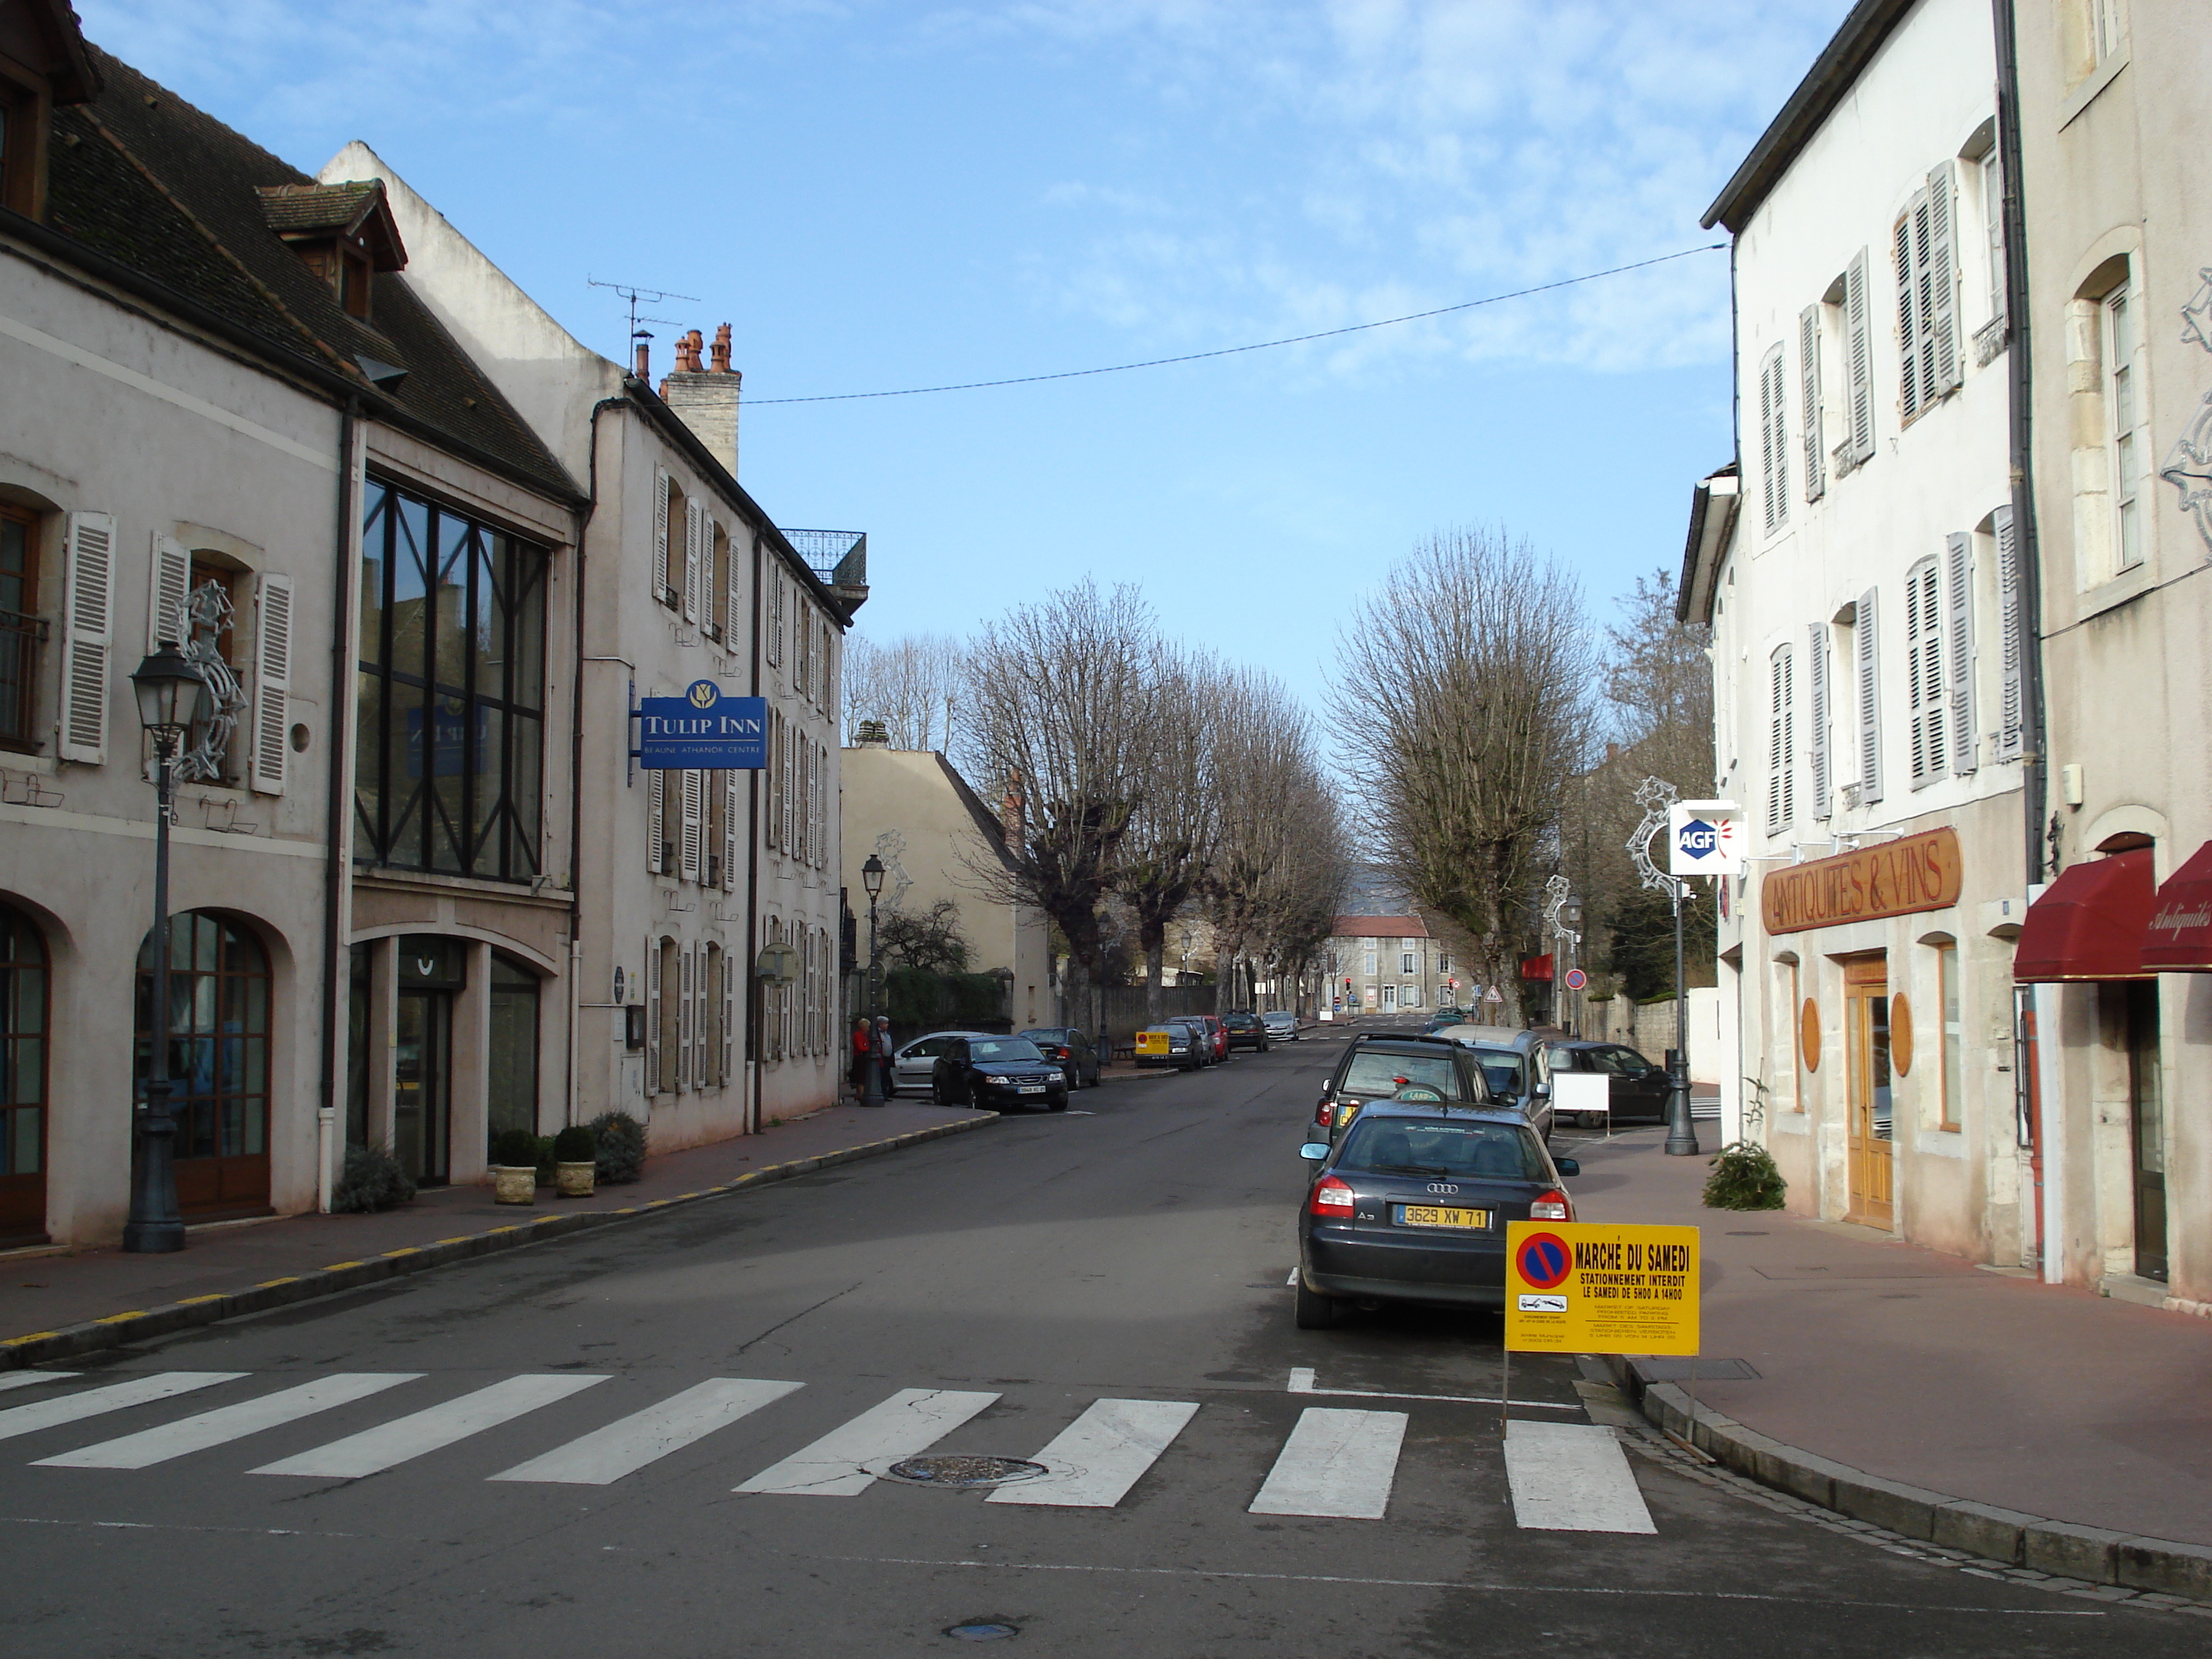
[1554,1157,1580,1177]
[1299,1142,1331,1162]
[1534,1082,1550,1096]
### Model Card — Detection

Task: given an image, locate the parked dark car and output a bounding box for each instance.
[1170,1016,1216,1067]
[1542,1039,1672,1124]
[1459,1043,1554,1143]
[1222,1011,1270,1052]
[1020,1027,1102,1089]
[931,1035,1070,1111]
[1310,1033,1491,1143]
[1136,1019,1206,1070]
[1293,1101,1579,1327]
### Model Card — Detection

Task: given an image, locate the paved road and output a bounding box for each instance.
[0,1040,2197,1656]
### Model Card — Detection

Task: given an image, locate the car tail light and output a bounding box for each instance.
[1530,1189,1573,1221]
[1314,1099,1334,1128]
[1308,1176,1355,1218]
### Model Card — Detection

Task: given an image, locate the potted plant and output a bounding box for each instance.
[553,1124,597,1197]
[488,1127,540,1205]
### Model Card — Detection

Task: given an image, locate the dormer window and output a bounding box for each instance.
[0,0,104,222]
[256,180,406,322]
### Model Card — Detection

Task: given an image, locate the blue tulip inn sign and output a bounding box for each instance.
[634,680,769,770]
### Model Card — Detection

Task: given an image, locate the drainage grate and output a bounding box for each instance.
[884,1455,1048,1488]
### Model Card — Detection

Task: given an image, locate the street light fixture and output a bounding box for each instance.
[125,644,207,1253]
[860,854,886,1106]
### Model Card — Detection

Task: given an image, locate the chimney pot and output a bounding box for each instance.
[634,340,649,379]
[711,323,733,374]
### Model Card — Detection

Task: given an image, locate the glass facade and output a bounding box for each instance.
[356,478,547,880]
[134,912,271,1215]
[487,951,540,1141]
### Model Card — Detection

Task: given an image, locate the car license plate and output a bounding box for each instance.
[1018,1084,1047,1094]
[1393,1205,1491,1230]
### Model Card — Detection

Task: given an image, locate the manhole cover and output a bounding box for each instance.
[884,1455,1048,1488]
[945,1622,1019,1641]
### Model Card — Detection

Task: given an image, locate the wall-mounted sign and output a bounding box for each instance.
[1761,827,1964,935]
[1668,800,1744,876]
[639,680,768,770]
[755,942,799,984]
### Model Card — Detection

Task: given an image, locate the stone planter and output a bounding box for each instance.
[491,1164,537,1205]
[555,1160,595,1198]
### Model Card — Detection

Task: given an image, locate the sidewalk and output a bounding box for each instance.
[0,1101,994,1367]
[1573,1128,2212,1581]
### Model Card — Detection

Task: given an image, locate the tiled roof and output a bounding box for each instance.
[255,180,382,237]
[1331,915,1429,938]
[42,47,577,503]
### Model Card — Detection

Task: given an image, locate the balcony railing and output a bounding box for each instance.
[778,529,867,591]
[0,608,45,750]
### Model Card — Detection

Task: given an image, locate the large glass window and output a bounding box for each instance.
[356,478,547,880]
[0,902,48,1244]
[487,951,540,1141]
[0,503,40,752]
[134,912,271,1216]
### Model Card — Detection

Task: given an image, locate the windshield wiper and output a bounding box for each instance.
[1372,1163,1449,1177]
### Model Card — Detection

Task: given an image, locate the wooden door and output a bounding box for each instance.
[1844,956,1894,1228]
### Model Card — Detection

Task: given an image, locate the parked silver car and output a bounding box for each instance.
[1262,1010,1300,1042]
[889,1030,994,1097]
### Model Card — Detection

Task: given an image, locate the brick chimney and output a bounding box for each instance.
[1001,770,1026,845]
[659,322,740,478]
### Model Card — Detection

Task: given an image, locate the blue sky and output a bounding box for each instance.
[81,0,1850,709]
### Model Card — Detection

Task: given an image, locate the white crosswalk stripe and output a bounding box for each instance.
[34,1372,421,1470]
[0,1372,245,1443]
[1249,1406,1406,1519]
[1503,1419,1655,1533]
[492,1377,803,1485]
[987,1398,1199,1509]
[251,1374,608,1479]
[734,1388,999,1498]
[0,1372,77,1397]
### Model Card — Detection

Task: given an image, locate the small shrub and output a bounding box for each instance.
[331,1144,415,1213]
[553,1124,596,1162]
[588,1110,646,1184]
[488,1128,541,1169]
[1702,1140,1787,1210]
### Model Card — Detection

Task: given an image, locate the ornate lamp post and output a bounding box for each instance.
[860,853,886,1106]
[1627,777,1699,1157]
[125,643,207,1252]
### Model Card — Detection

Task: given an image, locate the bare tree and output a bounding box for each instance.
[843,632,963,751]
[957,583,1161,1037]
[1331,526,1592,1023]
[1114,645,1219,1019]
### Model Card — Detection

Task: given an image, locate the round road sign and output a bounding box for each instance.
[1563,967,1588,992]
[1516,1231,1573,1291]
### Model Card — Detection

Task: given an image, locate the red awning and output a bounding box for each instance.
[2143,840,2212,971]
[2013,848,2154,982]
[1520,954,1554,981]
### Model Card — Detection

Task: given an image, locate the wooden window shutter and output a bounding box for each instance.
[1807,623,1831,820]
[1799,307,1825,503]
[816,740,828,868]
[721,945,737,1084]
[58,511,115,765]
[724,768,742,891]
[647,768,667,873]
[680,768,704,881]
[695,942,709,1084]
[1767,644,1794,832]
[769,572,784,667]
[1925,161,1960,395]
[1944,533,1977,775]
[765,712,781,850]
[726,532,746,642]
[1845,251,1874,462]
[652,466,670,603]
[1994,505,2024,759]
[1905,559,1943,787]
[644,937,661,1095]
[781,718,796,853]
[1758,347,1784,533]
[248,570,295,795]
[149,534,192,650]
[1895,210,1923,423]
[683,498,703,624]
[1856,588,1883,802]
[678,945,694,1092]
[1768,350,1789,528]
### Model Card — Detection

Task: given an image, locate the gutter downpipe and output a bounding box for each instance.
[1992,0,2055,1278]
[566,401,620,1128]
[746,530,765,1135]
[318,397,360,1213]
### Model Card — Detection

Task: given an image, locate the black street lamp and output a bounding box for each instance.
[860,853,886,1106]
[125,644,207,1253]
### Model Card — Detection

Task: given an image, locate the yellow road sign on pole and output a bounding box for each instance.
[1503,1221,1700,1357]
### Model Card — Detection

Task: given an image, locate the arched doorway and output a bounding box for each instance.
[0,903,48,1245]
[135,912,271,1220]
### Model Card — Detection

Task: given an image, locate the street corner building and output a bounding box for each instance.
[1687,0,2212,1313]
[1323,917,1458,1017]
[0,4,863,1246]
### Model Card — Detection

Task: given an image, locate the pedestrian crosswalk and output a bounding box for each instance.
[0,1369,1654,1532]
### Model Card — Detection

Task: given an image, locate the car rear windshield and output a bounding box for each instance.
[1019,1030,1069,1044]
[1468,1048,1527,1094]
[970,1039,1045,1063]
[1336,1051,1471,1100]
[1339,1118,1547,1181]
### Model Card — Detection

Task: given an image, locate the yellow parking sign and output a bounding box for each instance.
[1503,1221,1700,1357]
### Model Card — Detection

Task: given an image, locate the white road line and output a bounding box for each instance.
[1503,1419,1656,1534]
[0,1372,243,1444]
[987,1398,1200,1509]
[1285,1267,1298,1286]
[734,1388,999,1498]
[1285,1367,1579,1411]
[491,1378,804,1485]
[0,1373,76,1397]
[1249,1407,1406,1519]
[35,1373,421,1469]
[251,1375,608,1478]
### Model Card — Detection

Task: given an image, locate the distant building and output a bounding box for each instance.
[1321,917,1460,1016]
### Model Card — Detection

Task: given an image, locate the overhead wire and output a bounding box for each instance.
[744,243,1727,406]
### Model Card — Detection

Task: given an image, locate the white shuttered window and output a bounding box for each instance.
[1767,644,1795,832]
[149,534,191,650]
[1944,534,1976,775]
[1844,251,1876,465]
[1758,344,1788,534]
[1807,623,1831,820]
[1799,307,1825,503]
[248,571,293,794]
[1905,559,1946,788]
[58,510,114,765]
[1856,589,1883,803]
[1994,506,2025,759]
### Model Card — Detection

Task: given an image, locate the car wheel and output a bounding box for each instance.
[1293,1279,1341,1330]
[930,1077,948,1106]
[1049,1092,1068,1112]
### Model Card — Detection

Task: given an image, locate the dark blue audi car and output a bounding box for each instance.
[1293,1100,1579,1328]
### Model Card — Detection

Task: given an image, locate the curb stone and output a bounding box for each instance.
[0,1112,999,1373]
[1603,1354,2212,1602]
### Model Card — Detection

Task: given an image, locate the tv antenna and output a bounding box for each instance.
[588,276,700,353]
